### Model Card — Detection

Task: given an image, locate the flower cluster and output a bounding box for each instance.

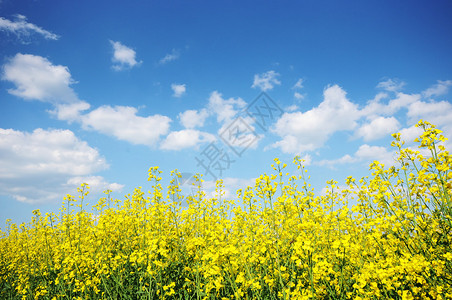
[1,120,451,299]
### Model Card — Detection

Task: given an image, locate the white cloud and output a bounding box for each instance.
[0,128,120,204]
[1,53,176,146]
[294,92,304,100]
[377,78,405,92]
[171,83,186,98]
[286,104,299,112]
[361,92,420,117]
[422,80,452,98]
[81,105,171,146]
[405,99,452,141]
[159,49,180,64]
[399,125,424,143]
[2,53,91,122]
[362,81,452,142]
[406,99,452,124]
[317,154,356,168]
[110,40,141,71]
[293,78,304,89]
[0,14,59,42]
[355,144,396,166]
[179,109,209,129]
[160,129,215,150]
[271,85,360,154]
[356,116,400,141]
[2,53,80,103]
[218,116,261,150]
[318,144,395,169]
[360,93,386,118]
[1,54,178,147]
[175,91,263,150]
[208,91,246,123]
[66,176,124,195]
[252,70,281,91]
[0,128,106,176]
[385,93,421,113]
[49,102,91,123]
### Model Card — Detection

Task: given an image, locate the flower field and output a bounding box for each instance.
[1,120,451,300]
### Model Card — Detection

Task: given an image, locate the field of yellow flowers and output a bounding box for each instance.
[1,120,451,300]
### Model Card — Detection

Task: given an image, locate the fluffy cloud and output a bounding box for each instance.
[2,54,174,144]
[377,78,405,92]
[406,100,452,124]
[175,91,261,150]
[318,144,395,169]
[49,102,92,123]
[317,154,355,167]
[356,116,400,141]
[271,85,360,154]
[3,54,80,103]
[252,70,281,91]
[218,116,261,151]
[361,92,420,117]
[354,144,396,166]
[0,128,106,176]
[81,105,171,146]
[422,80,452,98]
[175,91,246,131]
[208,91,246,123]
[384,93,421,114]
[399,125,424,143]
[160,129,215,150]
[0,128,121,203]
[405,99,452,141]
[171,83,186,98]
[2,53,90,121]
[0,14,59,42]
[179,109,209,129]
[159,49,180,64]
[110,40,141,71]
[361,81,452,141]
[1,53,173,147]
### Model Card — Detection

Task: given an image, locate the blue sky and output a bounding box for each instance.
[1,0,452,225]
